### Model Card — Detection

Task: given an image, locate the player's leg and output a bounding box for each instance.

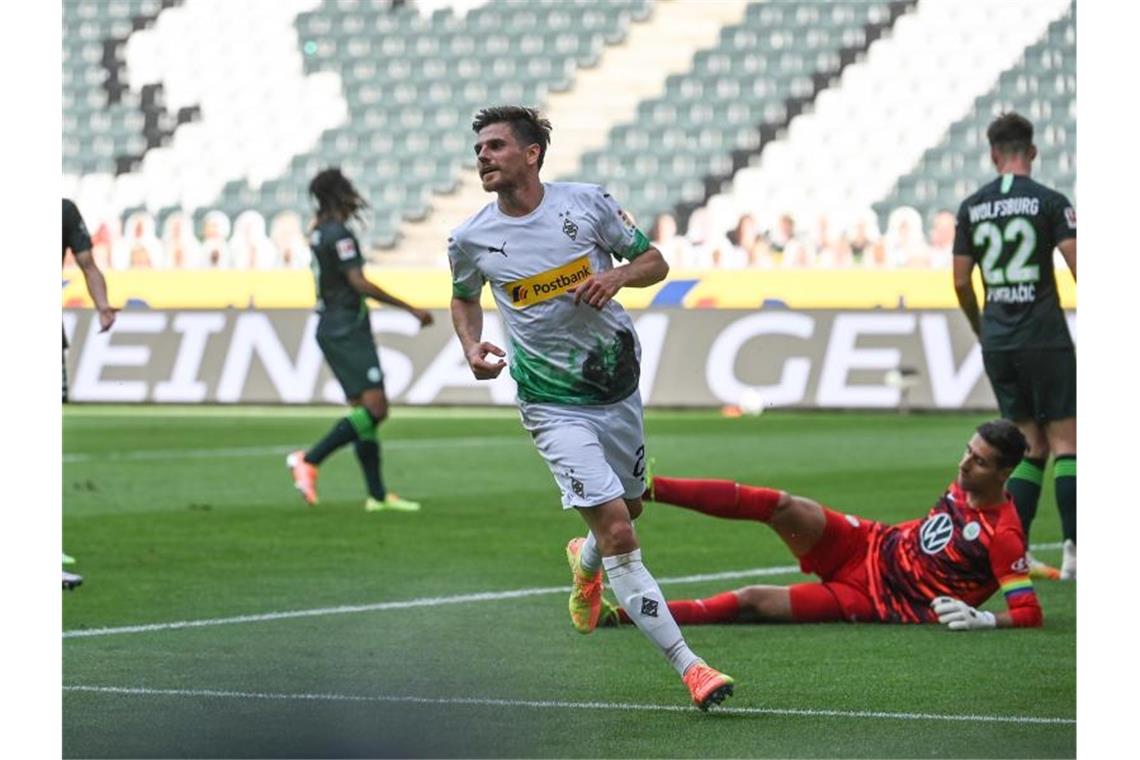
[529,398,732,709]
[648,476,828,558]
[607,585,787,626]
[352,387,389,503]
[1007,418,1049,535]
[1046,415,1076,577]
[577,498,732,707]
[599,394,733,708]
[576,497,697,660]
[288,326,379,505]
[1040,347,1077,579]
[983,350,1049,540]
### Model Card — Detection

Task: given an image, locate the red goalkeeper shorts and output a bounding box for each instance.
[788,507,878,623]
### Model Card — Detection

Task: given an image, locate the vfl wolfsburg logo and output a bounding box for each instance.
[919,513,954,555]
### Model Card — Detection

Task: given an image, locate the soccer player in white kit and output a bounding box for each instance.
[448,106,734,710]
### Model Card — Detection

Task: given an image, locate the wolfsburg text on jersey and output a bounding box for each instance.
[504,256,593,308]
[967,197,1041,223]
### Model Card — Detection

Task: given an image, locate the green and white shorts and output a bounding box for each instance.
[519,391,647,509]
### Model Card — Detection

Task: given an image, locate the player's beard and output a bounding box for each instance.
[481,168,511,194]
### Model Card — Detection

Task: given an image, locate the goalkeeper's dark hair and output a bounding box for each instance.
[986,112,1035,157]
[309,168,369,224]
[976,419,1028,470]
[472,105,553,170]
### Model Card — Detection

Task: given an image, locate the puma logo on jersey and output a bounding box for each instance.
[487,241,508,257]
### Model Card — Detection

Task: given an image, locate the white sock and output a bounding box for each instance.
[603,549,700,676]
[579,532,602,576]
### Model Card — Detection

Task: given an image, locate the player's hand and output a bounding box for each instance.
[931,596,996,631]
[412,308,434,328]
[569,269,624,310]
[97,307,118,333]
[465,341,507,380]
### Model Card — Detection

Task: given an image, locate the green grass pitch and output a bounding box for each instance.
[62,406,1075,758]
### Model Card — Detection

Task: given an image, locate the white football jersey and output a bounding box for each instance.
[449,182,652,405]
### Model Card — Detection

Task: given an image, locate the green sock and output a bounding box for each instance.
[306,406,374,465]
[1007,457,1046,538]
[1054,455,1076,543]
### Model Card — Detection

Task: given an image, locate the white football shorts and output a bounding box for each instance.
[519,392,647,509]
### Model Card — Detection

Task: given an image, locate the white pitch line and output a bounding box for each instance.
[62,565,803,639]
[61,685,1076,726]
[61,544,1063,640]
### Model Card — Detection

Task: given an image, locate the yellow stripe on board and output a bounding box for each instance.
[61,268,1076,310]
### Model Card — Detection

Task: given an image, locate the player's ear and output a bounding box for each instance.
[1027,144,1037,163]
[527,143,541,168]
[997,463,1014,484]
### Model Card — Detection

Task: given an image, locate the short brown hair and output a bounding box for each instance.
[976,419,1028,470]
[472,105,553,170]
[987,112,1034,157]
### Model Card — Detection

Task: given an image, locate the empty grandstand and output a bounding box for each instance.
[61,0,1075,269]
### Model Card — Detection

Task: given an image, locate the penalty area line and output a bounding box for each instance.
[61,685,1076,726]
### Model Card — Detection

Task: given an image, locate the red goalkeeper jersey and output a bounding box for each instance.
[865,483,1042,626]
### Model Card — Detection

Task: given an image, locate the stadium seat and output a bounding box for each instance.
[872,3,1075,227]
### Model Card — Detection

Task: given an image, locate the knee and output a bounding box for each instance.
[769,491,795,516]
[595,518,638,555]
[363,399,388,423]
[736,585,788,621]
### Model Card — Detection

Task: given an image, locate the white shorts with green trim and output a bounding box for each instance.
[519,392,647,509]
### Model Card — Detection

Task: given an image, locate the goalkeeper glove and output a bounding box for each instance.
[931,596,996,631]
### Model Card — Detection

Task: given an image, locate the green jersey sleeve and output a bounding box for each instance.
[589,186,651,261]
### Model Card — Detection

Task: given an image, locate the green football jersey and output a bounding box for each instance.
[953,174,1075,351]
[309,220,366,323]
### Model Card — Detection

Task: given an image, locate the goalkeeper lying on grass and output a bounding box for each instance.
[581,419,1043,632]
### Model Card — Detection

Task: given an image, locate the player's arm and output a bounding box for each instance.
[344,266,433,327]
[990,529,1044,628]
[1052,196,1076,282]
[931,529,1043,631]
[572,246,669,309]
[951,205,981,337]
[1057,238,1076,282]
[952,255,981,338]
[73,249,116,333]
[572,187,669,309]
[447,235,505,380]
[451,295,505,380]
